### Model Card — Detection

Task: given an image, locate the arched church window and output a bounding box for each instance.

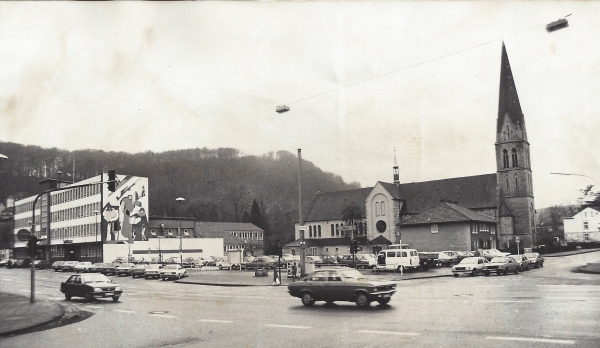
[502,149,509,168]
[381,201,385,216]
[336,224,339,236]
[309,226,312,238]
[511,148,518,167]
[505,125,511,140]
[318,225,321,237]
[331,224,334,236]
[514,174,519,192]
[505,174,510,192]
[375,202,380,216]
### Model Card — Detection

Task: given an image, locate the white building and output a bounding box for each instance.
[564,207,600,246]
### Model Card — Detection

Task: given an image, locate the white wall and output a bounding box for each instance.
[102,238,223,262]
[564,207,600,244]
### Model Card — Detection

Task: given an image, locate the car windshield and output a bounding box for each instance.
[134,265,146,269]
[148,264,161,269]
[524,253,537,258]
[460,257,479,265]
[339,269,367,280]
[81,274,111,284]
[165,265,178,269]
[119,263,132,267]
[78,262,92,266]
[491,257,508,263]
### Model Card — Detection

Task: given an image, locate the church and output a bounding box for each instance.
[286,43,535,256]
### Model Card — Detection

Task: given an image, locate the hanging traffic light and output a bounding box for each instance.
[108,169,116,192]
[277,242,283,258]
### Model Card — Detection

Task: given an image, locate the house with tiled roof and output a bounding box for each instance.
[287,43,536,255]
[195,222,264,254]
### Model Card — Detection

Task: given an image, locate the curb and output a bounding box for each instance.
[571,265,600,275]
[0,301,66,338]
[544,249,600,258]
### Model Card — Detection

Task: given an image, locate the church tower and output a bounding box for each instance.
[495,43,535,250]
[393,148,400,186]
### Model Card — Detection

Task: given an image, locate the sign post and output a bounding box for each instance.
[516,236,520,255]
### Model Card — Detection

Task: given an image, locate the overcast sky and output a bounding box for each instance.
[1,2,598,209]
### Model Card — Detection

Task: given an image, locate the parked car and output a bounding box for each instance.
[287,268,397,308]
[436,251,459,266]
[481,249,511,261]
[60,261,79,272]
[74,262,93,273]
[163,257,180,265]
[205,257,218,267]
[116,263,135,276]
[89,263,108,273]
[483,256,520,276]
[451,257,489,277]
[33,260,51,269]
[456,251,475,263]
[160,264,187,280]
[60,273,122,302]
[510,254,530,271]
[52,261,65,272]
[217,259,232,270]
[305,256,323,264]
[0,258,12,267]
[337,255,369,269]
[524,252,544,268]
[101,263,119,276]
[144,264,164,279]
[131,264,148,278]
[182,257,199,268]
[244,256,276,270]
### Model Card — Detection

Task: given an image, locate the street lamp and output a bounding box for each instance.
[93,210,100,263]
[176,197,185,265]
[550,172,599,184]
[158,236,164,264]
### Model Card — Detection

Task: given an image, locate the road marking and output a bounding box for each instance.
[37,277,49,280]
[358,330,419,336]
[198,319,234,323]
[19,289,29,292]
[486,336,575,345]
[86,306,103,309]
[49,297,64,300]
[264,324,311,329]
[547,297,600,301]
[479,300,533,303]
[0,278,13,281]
[149,314,176,318]
[114,309,135,314]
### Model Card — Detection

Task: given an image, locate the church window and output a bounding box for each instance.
[505,125,511,140]
[336,224,339,236]
[381,202,386,216]
[318,225,321,237]
[331,224,334,236]
[375,202,380,216]
[511,148,518,167]
[309,226,312,238]
[505,174,510,192]
[514,174,519,191]
[502,149,509,168]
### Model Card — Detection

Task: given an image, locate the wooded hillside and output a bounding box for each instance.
[0,141,360,252]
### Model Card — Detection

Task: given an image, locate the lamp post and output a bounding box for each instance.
[93,210,100,263]
[550,172,599,184]
[176,197,185,265]
[158,236,164,264]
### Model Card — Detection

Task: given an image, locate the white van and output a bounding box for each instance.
[376,249,420,271]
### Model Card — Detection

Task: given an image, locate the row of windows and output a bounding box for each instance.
[51,223,101,240]
[51,184,101,205]
[305,222,367,238]
[51,202,101,223]
[15,201,35,215]
[49,244,101,258]
[230,232,263,240]
[470,223,496,234]
[375,201,386,216]
[502,148,519,169]
[504,173,532,194]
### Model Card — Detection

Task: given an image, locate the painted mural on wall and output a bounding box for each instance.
[102,175,149,243]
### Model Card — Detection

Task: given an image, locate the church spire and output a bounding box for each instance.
[497,42,527,142]
[393,147,400,185]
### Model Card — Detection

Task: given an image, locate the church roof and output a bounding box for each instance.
[497,42,527,141]
[395,174,498,214]
[402,201,497,225]
[369,235,392,245]
[303,187,372,222]
[301,174,497,222]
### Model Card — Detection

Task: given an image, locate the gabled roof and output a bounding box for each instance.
[378,182,403,199]
[369,235,392,245]
[402,201,496,226]
[396,174,497,214]
[303,188,372,222]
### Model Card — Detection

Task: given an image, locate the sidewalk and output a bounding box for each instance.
[543,248,600,258]
[573,262,600,275]
[0,292,64,338]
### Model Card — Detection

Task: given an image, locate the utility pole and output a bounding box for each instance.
[298,149,306,277]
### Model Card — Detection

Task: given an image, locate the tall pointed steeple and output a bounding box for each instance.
[393,147,400,185]
[497,42,527,142]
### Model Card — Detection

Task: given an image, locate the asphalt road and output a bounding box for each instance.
[1,252,599,348]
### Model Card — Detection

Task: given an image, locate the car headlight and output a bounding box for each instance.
[373,287,379,292]
[93,287,102,292]
[115,286,122,291]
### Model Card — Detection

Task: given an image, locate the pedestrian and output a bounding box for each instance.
[291,262,297,281]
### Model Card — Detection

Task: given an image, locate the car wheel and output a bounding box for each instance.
[502,268,508,275]
[355,293,371,308]
[85,293,93,302]
[471,270,476,277]
[377,298,391,305]
[219,265,223,270]
[161,277,165,281]
[484,271,490,276]
[515,267,519,274]
[65,293,71,301]
[397,265,404,272]
[540,262,544,268]
[112,296,120,302]
[301,292,315,307]
[145,276,148,279]
[454,274,459,278]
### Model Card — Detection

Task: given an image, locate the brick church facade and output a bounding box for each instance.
[288,43,535,255]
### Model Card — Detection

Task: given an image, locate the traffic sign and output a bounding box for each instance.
[515,236,520,242]
[339,225,356,231]
[298,226,308,231]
